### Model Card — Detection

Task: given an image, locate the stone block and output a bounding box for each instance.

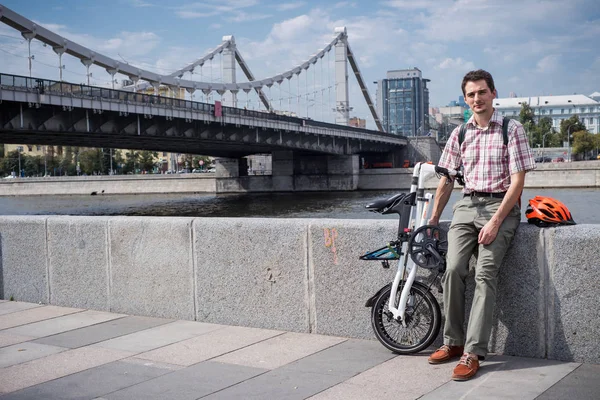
[0,216,48,303]
[108,217,195,320]
[488,223,546,358]
[546,225,600,363]
[193,218,308,332]
[47,217,110,310]
[445,223,545,358]
[308,219,399,338]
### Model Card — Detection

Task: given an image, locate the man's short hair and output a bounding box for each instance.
[461,70,495,96]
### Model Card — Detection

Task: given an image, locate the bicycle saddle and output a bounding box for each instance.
[365,193,408,214]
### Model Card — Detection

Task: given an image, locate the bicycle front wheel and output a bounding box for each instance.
[371,281,441,354]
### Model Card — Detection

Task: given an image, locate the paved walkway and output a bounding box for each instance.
[0,300,598,399]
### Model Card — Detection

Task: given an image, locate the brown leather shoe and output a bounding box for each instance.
[428,344,464,364]
[452,353,480,381]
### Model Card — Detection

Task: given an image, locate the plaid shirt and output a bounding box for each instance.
[438,110,536,193]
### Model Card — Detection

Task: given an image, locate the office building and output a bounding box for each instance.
[375,68,430,136]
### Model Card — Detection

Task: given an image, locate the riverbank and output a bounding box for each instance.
[1,161,600,196]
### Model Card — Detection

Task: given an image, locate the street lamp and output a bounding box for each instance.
[542,131,550,161]
[16,146,23,177]
[566,124,577,162]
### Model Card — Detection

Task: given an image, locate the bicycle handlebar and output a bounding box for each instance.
[434,166,465,186]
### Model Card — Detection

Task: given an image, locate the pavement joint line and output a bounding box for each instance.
[135,328,292,365]
[535,362,584,399]
[124,334,352,399]
[0,305,87,331]
[26,314,130,341]
[196,364,273,400]
[200,334,349,367]
[0,302,44,316]
[190,219,199,322]
[106,218,112,311]
[44,217,51,304]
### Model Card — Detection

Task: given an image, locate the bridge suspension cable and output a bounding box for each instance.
[0,4,383,131]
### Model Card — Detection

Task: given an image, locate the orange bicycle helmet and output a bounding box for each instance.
[526,196,576,227]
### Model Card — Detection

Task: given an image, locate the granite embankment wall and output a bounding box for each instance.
[1,162,600,195]
[0,216,598,364]
[360,161,600,190]
[0,174,216,195]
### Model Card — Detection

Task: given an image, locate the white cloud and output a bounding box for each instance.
[130,0,154,7]
[333,1,357,8]
[382,0,439,10]
[227,12,272,23]
[174,0,260,19]
[536,54,560,73]
[276,2,306,12]
[436,57,475,71]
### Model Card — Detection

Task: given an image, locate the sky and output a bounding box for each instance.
[0,0,599,128]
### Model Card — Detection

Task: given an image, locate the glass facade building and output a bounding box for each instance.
[376,68,430,136]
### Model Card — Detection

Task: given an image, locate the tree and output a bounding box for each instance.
[531,116,556,148]
[123,150,140,174]
[572,130,595,157]
[559,115,586,145]
[192,155,213,170]
[79,148,104,175]
[519,102,536,145]
[1,150,20,176]
[139,150,158,173]
[59,146,76,176]
[113,150,125,174]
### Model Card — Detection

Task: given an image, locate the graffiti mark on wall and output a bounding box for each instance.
[324,228,338,265]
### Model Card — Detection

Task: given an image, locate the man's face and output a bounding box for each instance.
[464,79,496,115]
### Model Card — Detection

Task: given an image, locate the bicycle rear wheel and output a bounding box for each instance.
[371,281,441,354]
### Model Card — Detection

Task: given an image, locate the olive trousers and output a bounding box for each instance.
[442,195,521,358]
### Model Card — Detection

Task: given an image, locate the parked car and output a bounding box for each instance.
[552,157,565,163]
[206,167,216,173]
[535,156,552,163]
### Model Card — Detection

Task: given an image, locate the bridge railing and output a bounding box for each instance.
[1,73,401,139]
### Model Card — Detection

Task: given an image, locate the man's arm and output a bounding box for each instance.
[478,170,526,245]
[429,176,455,225]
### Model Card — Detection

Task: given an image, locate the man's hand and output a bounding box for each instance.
[478,219,500,245]
[428,216,440,226]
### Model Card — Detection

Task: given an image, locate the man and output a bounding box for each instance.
[427,70,535,381]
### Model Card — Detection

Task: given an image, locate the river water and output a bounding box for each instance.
[1,188,598,224]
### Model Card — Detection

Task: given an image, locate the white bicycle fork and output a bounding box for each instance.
[387,162,438,326]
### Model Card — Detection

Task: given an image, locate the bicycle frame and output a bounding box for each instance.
[387,162,440,326]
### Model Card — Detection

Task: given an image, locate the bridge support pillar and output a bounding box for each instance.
[272,151,294,191]
[214,157,241,192]
[272,151,359,191]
